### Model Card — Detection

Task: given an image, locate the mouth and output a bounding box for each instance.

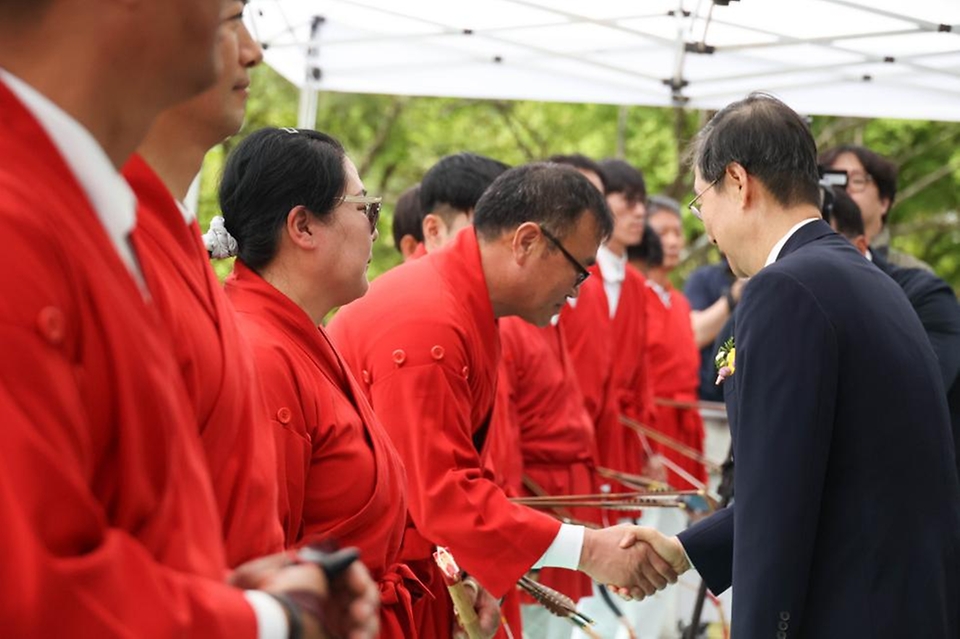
[233,79,250,93]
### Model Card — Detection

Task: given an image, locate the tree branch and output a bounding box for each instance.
[897,162,958,204]
[357,97,408,177]
[490,101,544,161]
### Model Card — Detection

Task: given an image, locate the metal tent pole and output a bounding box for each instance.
[297,15,325,129]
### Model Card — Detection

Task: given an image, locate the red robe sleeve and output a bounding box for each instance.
[366,341,561,597]
[0,375,256,638]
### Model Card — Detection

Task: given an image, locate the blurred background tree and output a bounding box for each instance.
[198,65,960,292]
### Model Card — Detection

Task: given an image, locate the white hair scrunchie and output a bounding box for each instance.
[203,215,238,259]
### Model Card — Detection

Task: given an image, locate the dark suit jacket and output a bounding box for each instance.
[678,220,960,639]
[872,251,960,476]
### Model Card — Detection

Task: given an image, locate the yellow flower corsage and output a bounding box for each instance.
[714,338,735,385]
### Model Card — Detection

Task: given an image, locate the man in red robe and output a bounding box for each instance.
[391,153,536,637]
[121,0,284,568]
[636,196,707,490]
[557,157,666,637]
[559,159,660,500]
[331,163,679,638]
[498,315,600,639]
[0,2,373,637]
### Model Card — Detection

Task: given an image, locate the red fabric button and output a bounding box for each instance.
[431,345,445,360]
[392,349,406,365]
[37,306,65,345]
[462,366,470,379]
[277,407,292,424]
[361,369,371,383]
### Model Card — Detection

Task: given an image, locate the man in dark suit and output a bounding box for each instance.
[824,186,960,478]
[614,93,960,638]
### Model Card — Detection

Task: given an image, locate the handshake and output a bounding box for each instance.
[578,525,691,601]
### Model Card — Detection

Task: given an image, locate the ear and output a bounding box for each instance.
[422,213,446,248]
[727,161,761,212]
[285,206,317,249]
[511,222,542,265]
[879,195,892,221]
[399,235,419,261]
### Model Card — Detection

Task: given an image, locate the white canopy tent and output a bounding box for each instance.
[246,0,960,126]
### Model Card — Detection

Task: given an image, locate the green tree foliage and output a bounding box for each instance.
[197,65,959,292]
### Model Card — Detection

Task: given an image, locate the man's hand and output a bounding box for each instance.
[578,525,680,599]
[453,578,501,639]
[609,526,691,601]
[229,551,380,639]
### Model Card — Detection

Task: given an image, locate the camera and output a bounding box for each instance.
[817,167,848,221]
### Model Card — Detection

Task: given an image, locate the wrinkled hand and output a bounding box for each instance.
[578,525,679,600]
[229,551,380,639]
[609,526,691,602]
[453,578,501,639]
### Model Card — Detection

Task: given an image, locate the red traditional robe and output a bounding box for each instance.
[500,317,598,601]
[560,265,655,492]
[0,80,254,636]
[123,155,283,567]
[226,260,421,637]
[407,235,525,639]
[644,282,707,490]
[558,264,612,427]
[328,228,562,638]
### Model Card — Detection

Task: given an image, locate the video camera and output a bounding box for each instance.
[818,167,848,221]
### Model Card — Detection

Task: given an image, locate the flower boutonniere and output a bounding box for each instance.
[714,337,736,385]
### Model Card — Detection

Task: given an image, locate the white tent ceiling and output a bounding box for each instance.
[246,0,960,122]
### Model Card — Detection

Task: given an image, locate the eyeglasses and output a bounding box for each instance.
[342,195,382,233]
[540,226,591,288]
[688,177,721,220]
[845,173,874,194]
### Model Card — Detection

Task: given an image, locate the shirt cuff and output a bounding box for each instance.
[532,523,585,571]
[244,590,289,639]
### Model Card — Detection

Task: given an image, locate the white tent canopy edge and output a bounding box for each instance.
[246,0,960,124]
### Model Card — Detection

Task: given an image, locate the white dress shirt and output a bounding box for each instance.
[597,244,628,318]
[764,217,820,268]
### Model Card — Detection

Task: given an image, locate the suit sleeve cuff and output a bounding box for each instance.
[532,523,585,571]
[244,590,289,639]
[679,538,697,573]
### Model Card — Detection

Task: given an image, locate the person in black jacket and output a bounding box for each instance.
[616,93,960,639]
[825,185,960,478]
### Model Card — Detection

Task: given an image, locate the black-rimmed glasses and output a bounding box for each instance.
[688,177,721,220]
[540,226,590,287]
[342,195,382,233]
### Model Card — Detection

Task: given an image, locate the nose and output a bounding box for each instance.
[240,23,264,68]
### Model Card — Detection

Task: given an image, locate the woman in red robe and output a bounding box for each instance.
[219,128,422,637]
